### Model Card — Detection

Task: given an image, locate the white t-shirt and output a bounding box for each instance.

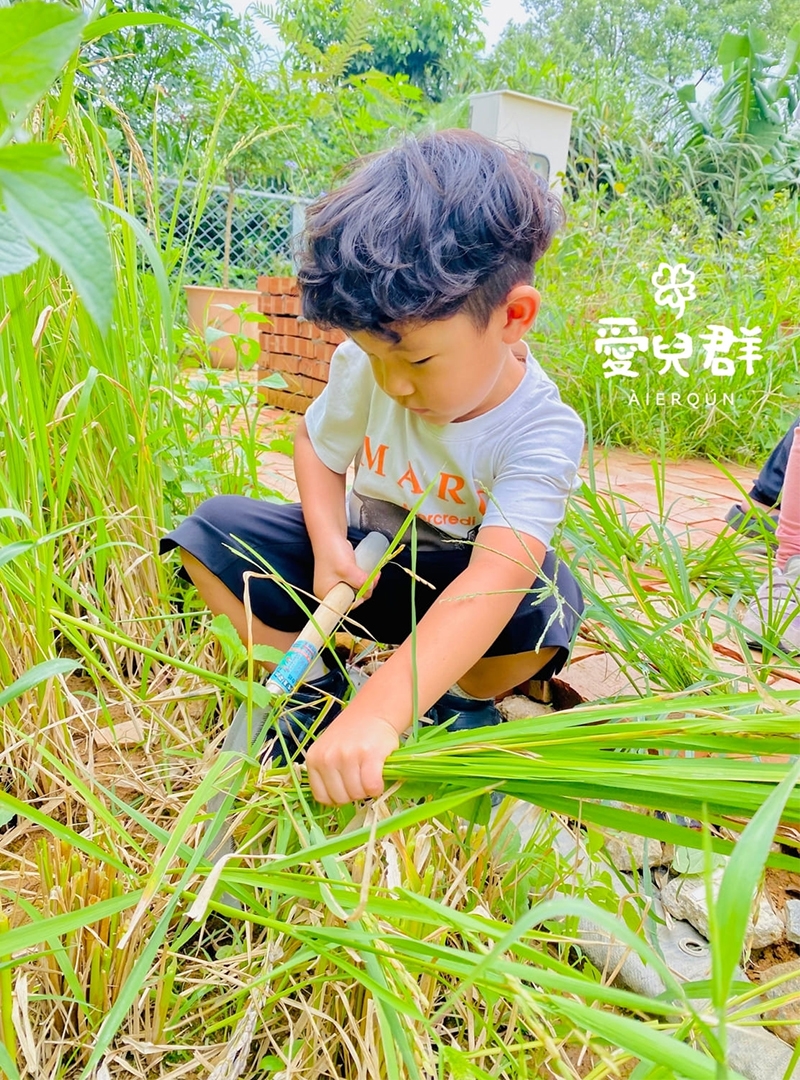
[304,338,585,552]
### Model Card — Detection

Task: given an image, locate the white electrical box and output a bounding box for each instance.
[468,90,576,194]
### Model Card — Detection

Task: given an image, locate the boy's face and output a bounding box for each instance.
[349,286,540,425]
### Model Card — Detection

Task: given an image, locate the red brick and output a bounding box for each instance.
[326,328,346,345]
[292,374,327,397]
[258,275,300,297]
[279,335,298,357]
[275,316,298,335]
[263,333,290,354]
[256,356,326,399]
[263,294,301,316]
[261,352,303,376]
[313,341,335,361]
[265,369,323,398]
[298,357,330,381]
[280,372,304,395]
[259,386,313,414]
[296,318,314,339]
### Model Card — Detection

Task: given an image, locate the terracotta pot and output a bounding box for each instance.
[184,285,262,369]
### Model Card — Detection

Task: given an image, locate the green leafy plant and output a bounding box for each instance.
[0,3,113,327]
[665,24,800,230]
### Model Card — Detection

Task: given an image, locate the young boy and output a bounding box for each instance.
[160,129,585,807]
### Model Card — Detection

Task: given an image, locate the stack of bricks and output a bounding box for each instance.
[257,275,345,413]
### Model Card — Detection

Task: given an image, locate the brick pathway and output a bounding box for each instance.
[584,447,754,545]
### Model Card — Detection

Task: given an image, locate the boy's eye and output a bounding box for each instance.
[411,356,433,366]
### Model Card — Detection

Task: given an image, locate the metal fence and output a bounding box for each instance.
[156,177,310,288]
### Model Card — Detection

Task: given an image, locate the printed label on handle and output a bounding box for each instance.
[268,639,318,696]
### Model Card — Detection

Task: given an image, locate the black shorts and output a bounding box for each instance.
[159,497,584,679]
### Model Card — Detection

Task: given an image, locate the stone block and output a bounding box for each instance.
[603,830,671,871]
[661,869,785,949]
[785,900,800,945]
[759,959,800,1046]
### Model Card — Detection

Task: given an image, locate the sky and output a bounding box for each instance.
[227,0,531,55]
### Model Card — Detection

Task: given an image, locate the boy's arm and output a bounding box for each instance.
[294,418,374,600]
[305,525,546,806]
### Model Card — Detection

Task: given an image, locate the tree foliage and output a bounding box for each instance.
[0,2,114,328]
[510,0,799,86]
[663,25,800,229]
[268,0,486,101]
[82,0,267,152]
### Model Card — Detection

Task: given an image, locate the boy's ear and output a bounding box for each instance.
[499,285,541,342]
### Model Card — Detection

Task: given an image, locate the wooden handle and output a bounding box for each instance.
[295,580,356,652]
[266,531,389,696]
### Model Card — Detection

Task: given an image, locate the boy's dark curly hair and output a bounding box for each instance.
[296,129,565,341]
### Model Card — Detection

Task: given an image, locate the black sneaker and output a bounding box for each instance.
[425,689,503,733]
[724,502,780,540]
[264,667,350,766]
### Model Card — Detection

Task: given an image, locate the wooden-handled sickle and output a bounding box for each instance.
[204,531,389,890]
[266,530,389,696]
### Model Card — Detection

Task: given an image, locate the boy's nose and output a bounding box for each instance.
[376,362,414,399]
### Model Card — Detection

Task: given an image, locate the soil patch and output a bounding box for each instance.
[747,940,800,977]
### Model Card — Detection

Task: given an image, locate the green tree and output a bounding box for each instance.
[504,0,799,86]
[79,0,435,193]
[82,0,267,159]
[268,0,486,101]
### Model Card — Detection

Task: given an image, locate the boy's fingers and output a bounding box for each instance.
[350,571,379,608]
[308,768,334,807]
[322,768,353,807]
[342,761,369,803]
[360,759,385,799]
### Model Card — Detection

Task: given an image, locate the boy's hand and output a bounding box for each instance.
[305,703,400,805]
[312,535,379,608]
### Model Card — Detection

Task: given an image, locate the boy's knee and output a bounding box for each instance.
[191,494,245,529]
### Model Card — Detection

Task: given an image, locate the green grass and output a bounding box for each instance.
[532,186,800,462]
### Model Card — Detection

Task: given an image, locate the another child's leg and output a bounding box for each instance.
[725,416,798,537]
[775,425,800,567]
[751,416,800,509]
[743,426,800,652]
